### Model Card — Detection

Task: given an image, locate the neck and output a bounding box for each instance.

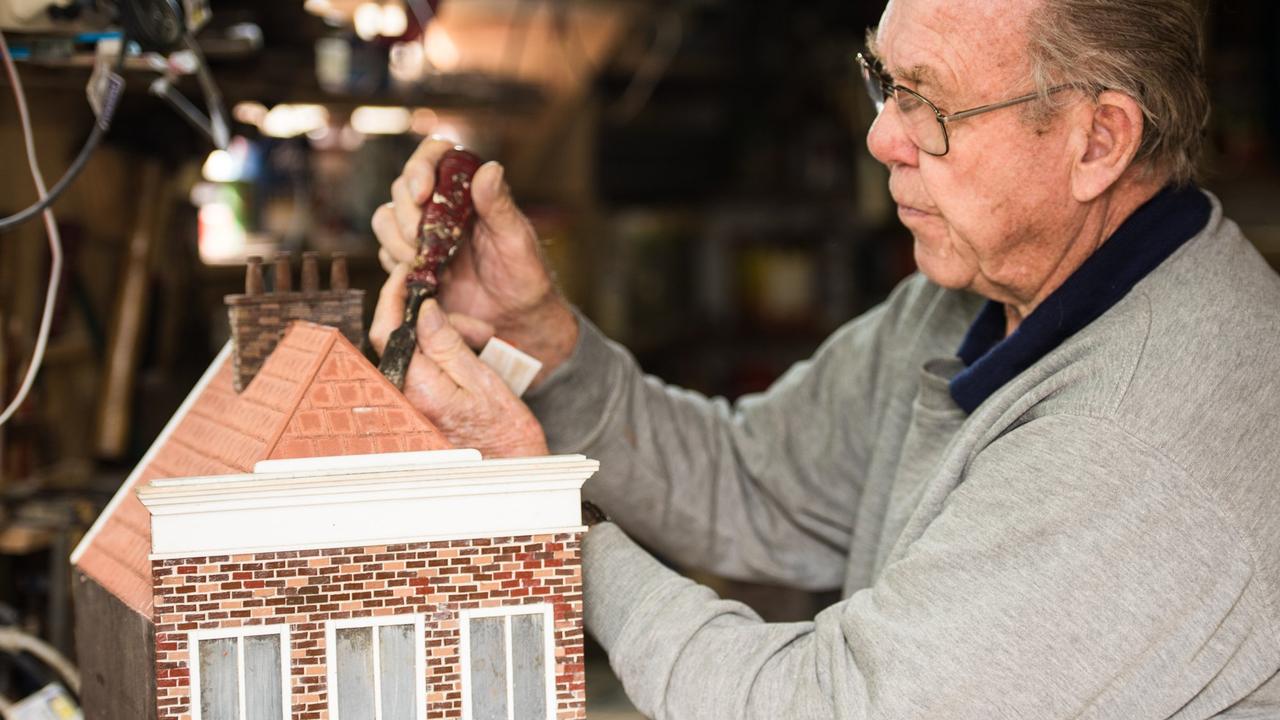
[1003,177,1165,335]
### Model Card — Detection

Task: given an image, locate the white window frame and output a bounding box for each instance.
[458,604,556,720]
[325,613,427,720]
[187,623,291,720]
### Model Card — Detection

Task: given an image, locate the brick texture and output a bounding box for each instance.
[227,289,365,392]
[152,532,585,720]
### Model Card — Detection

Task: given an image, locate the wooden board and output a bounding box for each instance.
[72,572,158,720]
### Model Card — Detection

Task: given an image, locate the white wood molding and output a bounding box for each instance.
[139,452,598,558]
[252,448,481,474]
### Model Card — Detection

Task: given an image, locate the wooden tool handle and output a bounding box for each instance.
[408,147,484,293]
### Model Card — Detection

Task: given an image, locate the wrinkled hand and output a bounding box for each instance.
[372,137,577,386]
[370,264,549,459]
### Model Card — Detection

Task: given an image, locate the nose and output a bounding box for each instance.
[866,101,918,169]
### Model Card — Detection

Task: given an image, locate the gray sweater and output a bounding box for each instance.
[526,194,1280,719]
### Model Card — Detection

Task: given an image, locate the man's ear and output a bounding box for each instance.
[1070,90,1145,202]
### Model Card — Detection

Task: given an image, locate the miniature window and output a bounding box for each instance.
[188,624,289,720]
[460,604,555,720]
[326,614,425,720]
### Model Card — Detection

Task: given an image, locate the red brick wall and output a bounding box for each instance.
[152,532,584,720]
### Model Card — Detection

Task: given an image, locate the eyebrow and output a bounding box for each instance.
[864,27,946,98]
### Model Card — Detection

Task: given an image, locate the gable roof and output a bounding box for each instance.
[71,322,450,619]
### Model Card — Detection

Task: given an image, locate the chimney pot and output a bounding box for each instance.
[301,251,321,293]
[273,252,293,293]
[330,252,350,291]
[245,256,264,296]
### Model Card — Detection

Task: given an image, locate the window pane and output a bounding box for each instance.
[511,613,547,720]
[378,624,417,720]
[244,634,284,719]
[469,617,508,720]
[198,637,240,720]
[336,627,376,719]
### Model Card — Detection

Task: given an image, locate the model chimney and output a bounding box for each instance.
[225,252,365,392]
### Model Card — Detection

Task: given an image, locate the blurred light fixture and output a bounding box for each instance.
[303,0,331,16]
[232,101,268,127]
[351,106,412,135]
[262,104,330,138]
[424,24,460,71]
[410,108,438,136]
[389,40,426,83]
[201,149,238,183]
[189,181,220,207]
[339,124,366,151]
[354,2,383,41]
[201,136,252,182]
[198,201,247,264]
[380,2,408,37]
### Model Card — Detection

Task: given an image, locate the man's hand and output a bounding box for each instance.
[370,264,550,459]
[372,137,578,387]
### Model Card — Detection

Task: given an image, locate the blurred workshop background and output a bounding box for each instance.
[0,0,1276,716]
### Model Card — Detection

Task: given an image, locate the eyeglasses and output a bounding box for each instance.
[856,51,1070,156]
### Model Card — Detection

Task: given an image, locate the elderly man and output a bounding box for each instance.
[370,0,1280,716]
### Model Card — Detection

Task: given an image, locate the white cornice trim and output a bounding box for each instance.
[147,525,588,561]
[70,341,233,566]
[139,452,598,557]
[252,448,481,474]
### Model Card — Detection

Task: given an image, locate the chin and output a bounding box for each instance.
[913,238,973,291]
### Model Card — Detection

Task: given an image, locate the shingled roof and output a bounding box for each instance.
[70,321,451,618]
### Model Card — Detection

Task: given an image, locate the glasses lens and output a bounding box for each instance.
[858,56,886,113]
[895,87,947,155]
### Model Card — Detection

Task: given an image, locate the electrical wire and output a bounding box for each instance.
[610,9,684,124]
[0,628,80,695]
[0,30,63,429]
[0,35,126,232]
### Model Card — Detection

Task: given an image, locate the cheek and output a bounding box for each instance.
[917,164,989,251]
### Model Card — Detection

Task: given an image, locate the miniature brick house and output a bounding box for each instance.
[141,449,594,720]
[71,255,592,720]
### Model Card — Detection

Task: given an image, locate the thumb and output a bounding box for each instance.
[417,300,487,389]
[471,161,529,241]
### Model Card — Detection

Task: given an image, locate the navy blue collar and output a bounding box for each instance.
[949,184,1211,414]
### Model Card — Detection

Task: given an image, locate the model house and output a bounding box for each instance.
[71,254,591,720]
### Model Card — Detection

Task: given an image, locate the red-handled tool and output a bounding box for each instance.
[379,146,484,389]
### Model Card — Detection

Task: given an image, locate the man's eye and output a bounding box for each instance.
[897,93,922,113]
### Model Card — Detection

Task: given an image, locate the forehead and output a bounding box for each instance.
[873,0,1036,95]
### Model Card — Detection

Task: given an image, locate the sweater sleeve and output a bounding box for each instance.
[582,414,1263,720]
[525,278,936,590]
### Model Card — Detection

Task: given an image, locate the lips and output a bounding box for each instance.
[888,182,935,216]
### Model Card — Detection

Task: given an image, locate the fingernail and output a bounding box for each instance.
[486,161,505,192]
[419,299,445,333]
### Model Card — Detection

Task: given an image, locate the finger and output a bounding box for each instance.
[402,346,461,406]
[378,247,397,274]
[471,161,534,243]
[390,176,422,245]
[446,312,496,351]
[369,264,410,356]
[371,202,416,265]
[401,137,459,203]
[416,300,489,390]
